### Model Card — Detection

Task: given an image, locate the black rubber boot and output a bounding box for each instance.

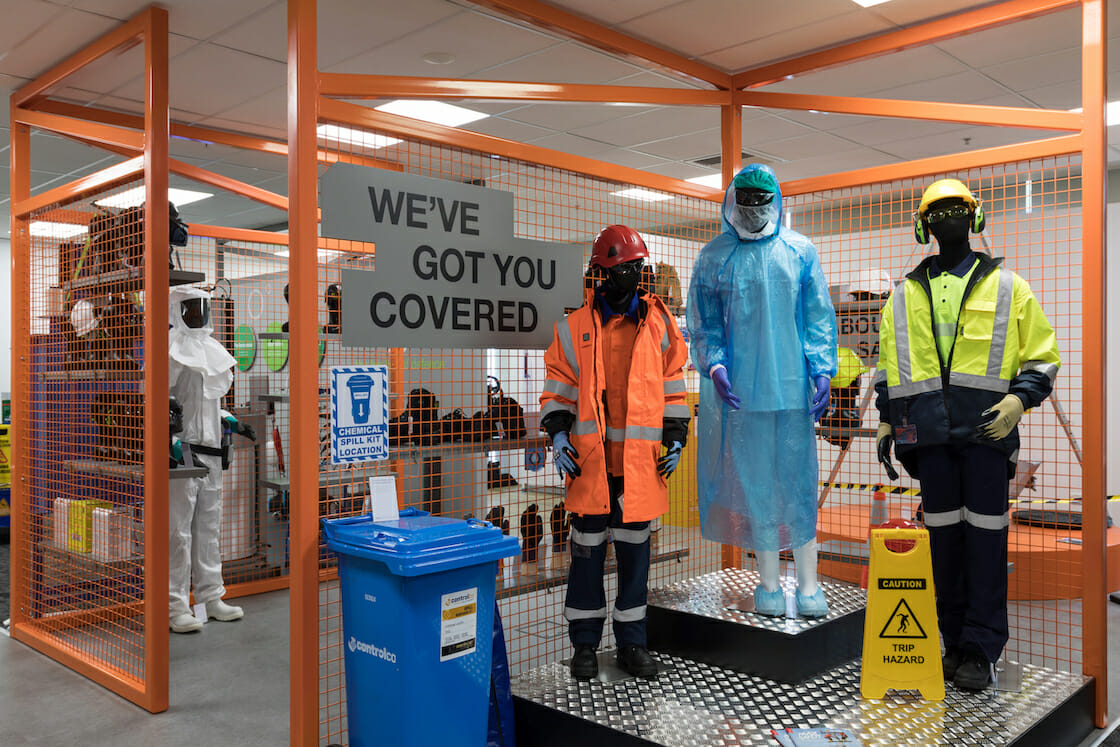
[952,653,994,691]
[570,645,598,680]
[616,645,658,678]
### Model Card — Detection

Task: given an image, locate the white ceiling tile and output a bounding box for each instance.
[324,9,555,77]
[632,128,721,161]
[709,12,893,73]
[210,2,288,62]
[28,132,120,173]
[608,71,705,90]
[828,117,966,147]
[0,1,65,58]
[872,70,1020,105]
[204,148,288,172]
[876,125,1063,161]
[765,46,970,97]
[505,102,650,130]
[741,114,814,147]
[774,109,869,132]
[775,149,899,183]
[196,116,286,141]
[0,8,120,79]
[212,86,287,130]
[523,133,613,159]
[70,0,275,41]
[60,34,199,95]
[762,131,867,161]
[462,116,553,144]
[1018,82,1083,111]
[479,42,645,85]
[318,0,464,70]
[981,48,1081,92]
[112,43,285,116]
[868,0,997,27]
[533,0,681,26]
[932,8,1080,69]
[640,161,720,180]
[594,148,670,171]
[570,106,718,148]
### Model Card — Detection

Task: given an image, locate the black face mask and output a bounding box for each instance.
[605,259,644,294]
[928,214,971,247]
[180,298,210,329]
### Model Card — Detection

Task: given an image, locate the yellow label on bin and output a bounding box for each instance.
[860,528,944,700]
[68,499,113,553]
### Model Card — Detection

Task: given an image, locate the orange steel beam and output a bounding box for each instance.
[190,223,290,245]
[12,10,147,107]
[734,0,1077,89]
[170,159,289,211]
[9,109,30,633]
[12,625,147,704]
[466,0,730,89]
[321,98,723,203]
[1080,0,1108,727]
[13,107,145,151]
[223,576,291,600]
[319,73,728,106]
[289,0,320,743]
[142,5,171,715]
[735,90,1081,131]
[780,134,1080,197]
[12,156,144,218]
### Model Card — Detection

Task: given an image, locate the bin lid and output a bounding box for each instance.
[322,507,520,577]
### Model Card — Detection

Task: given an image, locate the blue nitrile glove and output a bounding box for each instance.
[551,431,581,479]
[221,410,257,441]
[711,365,741,410]
[658,441,683,478]
[809,374,831,422]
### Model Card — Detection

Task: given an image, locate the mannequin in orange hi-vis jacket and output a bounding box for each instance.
[540,225,690,681]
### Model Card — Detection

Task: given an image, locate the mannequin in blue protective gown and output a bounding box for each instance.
[687,164,838,618]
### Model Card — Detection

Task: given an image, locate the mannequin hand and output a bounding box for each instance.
[658,441,683,478]
[876,422,899,481]
[551,432,581,479]
[976,394,1025,440]
[809,375,831,422]
[711,365,741,410]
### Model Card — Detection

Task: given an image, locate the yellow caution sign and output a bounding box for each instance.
[860,527,944,700]
[0,424,10,487]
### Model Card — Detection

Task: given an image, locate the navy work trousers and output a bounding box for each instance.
[564,475,652,648]
[915,443,1010,663]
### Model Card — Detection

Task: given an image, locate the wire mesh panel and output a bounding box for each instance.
[313,120,725,745]
[786,155,1084,674]
[17,176,158,690]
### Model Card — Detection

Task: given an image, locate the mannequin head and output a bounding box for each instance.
[590,224,649,310]
[734,187,777,233]
[724,164,783,240]
[915,178,984,268]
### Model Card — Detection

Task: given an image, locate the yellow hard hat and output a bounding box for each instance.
[917,178,977,217]
[830,347,870,388]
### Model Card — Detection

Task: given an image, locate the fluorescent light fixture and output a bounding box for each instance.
[611,188,673,202]
[375,100,488,127]
[95,187,212,209]
[29,221,88,239]
[1068,101,1120,125]
[686,174,724,189]
[274,249,344,261]
[317,124,402,150]
[851,0,893,6]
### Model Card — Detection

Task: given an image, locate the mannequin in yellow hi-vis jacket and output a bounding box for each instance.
[875,179,1060,691]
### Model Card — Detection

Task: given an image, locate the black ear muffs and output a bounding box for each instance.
[971,201,986,234]
[914,213,930,245]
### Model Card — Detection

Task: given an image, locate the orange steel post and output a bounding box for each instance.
[12,157,145,218]
[288,0,320,743]
[9,107,30,631]
[1080,0,1108,727]
[734,0,1076,89]
[464,0,730,88]
[142,6,171,714]
[719,100,742,571]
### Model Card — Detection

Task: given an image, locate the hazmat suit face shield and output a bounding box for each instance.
[723,164,783,241]
[606,258,644,294]
[180,297,210,329]
[734,188,778,234]
[924,198,972,247]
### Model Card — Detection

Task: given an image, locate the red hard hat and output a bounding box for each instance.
[591,225,648,269]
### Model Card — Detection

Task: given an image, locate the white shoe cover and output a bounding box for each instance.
[205,599,244,622]
[170,613,203,633]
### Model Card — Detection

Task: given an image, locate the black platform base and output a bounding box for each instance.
[646,569,865,684]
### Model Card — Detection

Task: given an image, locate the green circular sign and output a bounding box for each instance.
[263,321,289,372]
[233,325,257,371]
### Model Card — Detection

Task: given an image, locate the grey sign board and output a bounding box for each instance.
[321,163,584,350]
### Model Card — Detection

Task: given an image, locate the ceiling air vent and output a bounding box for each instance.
[693,152,752,168]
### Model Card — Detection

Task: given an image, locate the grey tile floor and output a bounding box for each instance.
[1,537,1118,746]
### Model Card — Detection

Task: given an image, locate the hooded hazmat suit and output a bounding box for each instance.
[686,164,838,551]
[168,286,237,619]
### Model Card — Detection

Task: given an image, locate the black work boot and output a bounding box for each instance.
[942,648,964,680]
[616,645,658,678]
[570,645,598,680]
[952,652,994,691]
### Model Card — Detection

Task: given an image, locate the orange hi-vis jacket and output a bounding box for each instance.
[540,290,690,522]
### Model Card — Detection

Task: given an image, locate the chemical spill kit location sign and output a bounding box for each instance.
[330,366,389,465]
[860,528,943,700]
[320,163,584,350]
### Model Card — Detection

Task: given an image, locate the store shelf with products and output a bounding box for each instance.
[61,267,205,293]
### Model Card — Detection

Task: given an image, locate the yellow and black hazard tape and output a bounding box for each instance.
[820,481,1120,504]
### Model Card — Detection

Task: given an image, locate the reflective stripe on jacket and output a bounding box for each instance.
[540,290,689,522]
[876,252,1061,475]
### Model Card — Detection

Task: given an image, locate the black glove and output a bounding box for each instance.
[876,422,899,481]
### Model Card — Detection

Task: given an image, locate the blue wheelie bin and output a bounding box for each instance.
[323,507,520,747]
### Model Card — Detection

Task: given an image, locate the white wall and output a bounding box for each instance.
[1,238,10,396]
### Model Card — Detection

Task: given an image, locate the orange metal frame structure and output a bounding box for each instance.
[7,0,1106,738]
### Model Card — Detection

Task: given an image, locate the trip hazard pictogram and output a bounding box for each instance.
[879,598,927,639]
[0,448,8,466]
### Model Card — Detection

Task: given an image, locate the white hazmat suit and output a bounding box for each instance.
[168,286,243,632]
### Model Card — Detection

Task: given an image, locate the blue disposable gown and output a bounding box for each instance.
[686,164,838,551]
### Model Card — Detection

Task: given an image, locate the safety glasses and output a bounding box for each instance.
[734,189,775,207]
[924,204,971,224]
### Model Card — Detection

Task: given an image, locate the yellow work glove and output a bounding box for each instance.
[876,422,898,481]
[977,394,1025,440]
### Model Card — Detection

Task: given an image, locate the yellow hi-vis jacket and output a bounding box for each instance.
[540,290,690,522]
[874,252,1060,477]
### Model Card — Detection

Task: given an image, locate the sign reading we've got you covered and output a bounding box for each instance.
[321,164,584,350]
